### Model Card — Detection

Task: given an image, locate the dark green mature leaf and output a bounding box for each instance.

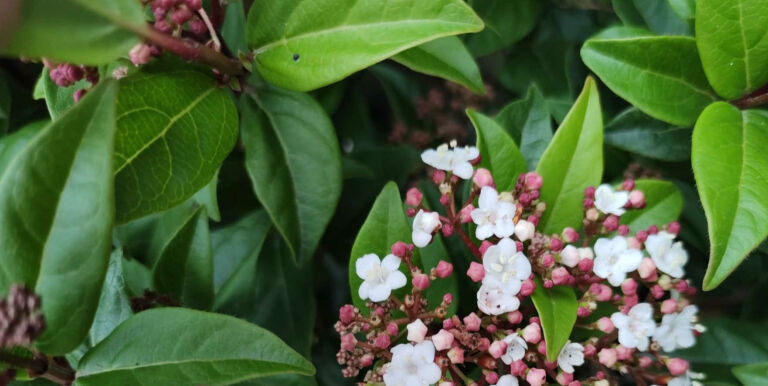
[0,70,9,135]
[89,249,133,346]
[152,206,213,310]
[0,0,145,65]
[696,0,768,99]
[0,120,46,174]
[733,362,768,386]
[467,109,527,191]
[495,85,553,169]
[392,36,485,94]
[0,81,117,354]
[536,77,603,234]
[668,0,696,21]
[612,0,646,27]
[620,179,683,232]
[221,0,248,55]
[194,170,221,222]
[530,277,578,361]
[465,0,540,57]
[605,108,691,161]
[348,182,412,309]
[692,102,768,290]
[242,85,342,262]
[581,36,718,127]
[38,68,90,119]
[212,211,272,291]
[114,65,238,223]
[75,308,315,385]
[633,0,691,35]
[245,0,484,91]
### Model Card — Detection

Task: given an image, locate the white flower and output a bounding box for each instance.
[594,184,629,216]
[578,247,594,260]
[501,334,527,364]
[412,210,440,248]
[611,303,657,351]
[645,231,688,278]
[477,284,520,315]
[557,340,585,373]
[560,245,581,267]
[653,305,698,352]
[471,187,517,240]
[407,319,428,343]
[384,341,441,386]
[482,238,531,294]
[493,375,519,386]
[514,220,535,242]
[593,236,643,286]
[668,371,704,386]
[420,143,478,179]
[356,253,407,302]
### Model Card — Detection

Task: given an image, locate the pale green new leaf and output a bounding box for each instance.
[392,36,484,94]
[89,249,133,346]
[733,362,768,386]
[530,277,578,361]
[465,0,540,57]
[468,109,527,191]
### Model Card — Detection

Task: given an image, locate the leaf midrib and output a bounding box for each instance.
[76,357,311,378]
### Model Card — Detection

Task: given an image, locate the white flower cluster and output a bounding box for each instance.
[384,341,441,386]
[611,303,699,352]
[594,184,629,215]
[420,141,479,179]
[471,187,535,242]
[591,231,689,285]
[477,238,532,315]
[355,253,407,302]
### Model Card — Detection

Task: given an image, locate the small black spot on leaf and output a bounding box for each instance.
[292,53,300,62]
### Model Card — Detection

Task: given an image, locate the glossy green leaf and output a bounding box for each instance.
[581,36,718,126]
[242,85,342,262]
[89,249,133,346]
[530,277,578,361]
[692,102,768,290]
[536,78,603,234]
[212,211,272,291]
[605,108,691,161]
[152,206,214,310]
[465,0,540,57]
[0,0,145,65]
[468,109,527,191]
[0,120,46,175]
[668,0,696,21]
[245,0,484,91]
[348,182,412,309]
[696,0,768,99]
[114,65,238,223]
[633,0,691,35]
[221,0,248,55]
[194,170,221,222]
[392,36,484,94]
[75,308,315,385]
[612,0,646,27]
[495,85,553,169]
[0,81,117,354]
[619,179,683,232]
[39,68,91,120]
[733,362,768,386]
[122,257,152,298]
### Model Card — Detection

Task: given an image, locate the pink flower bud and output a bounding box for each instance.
[584,344,596,357]
[463,313,481,331]
[406,187,423,206]
[341,333,357,351]
[648,225,659,234]
[527,215,540,226]
[525,172,543,190]
[577,307,591,318]
[387,322,398,336]
[603,215,619,231]
[596,371,606,380]
[552,267,571,285]
[478,338,491,351]
[443,293,453,305]
[186,0,202,11]
[618,225,629,236]
[391,241,408,257]
[406,207,416,217]
[510,360,528,376]
[447,347,464,364]
[667,221,681,234]
[568,382,581,386]
[485,372,499,384]
[489,340,507,358]
[518,192,532,206]
[432,329,454,351]
[72,89,87,103]
[473,168,494,187]
[360,353,373,367]
[129,43,153,66]
[596,317,614,333]
[651,284,665,299]
[562,227,579,243]
[527,368,547,386]
[542,253,555,268]
[622,179,635,191]
[443,319,454,329]
[374,334,390,349]
[598,348,617,367]
[407,319,428,343]
[638,356,652,368]
[557,371,574,385]
[583,198,594,208]
[621,278,638,295]
[626,236,642,250]
[675,279,689,293]
[522,323,541,344]
[636,230,648,242]
[549,237,563,252]
[435,261,453,278]
[507,310,523,324]
[578,258,594,273]
[629,190,645,208]
[615,345,633,360]
[440,194,450,206]
[585,186,596,199]
[520,279,536,296]
[467,262,485,282]
[661,299,678,314]
[586,208,599,221]
[479,240,493,255]
[623,294,639,309]
[412,274,430,290]
[441,222,454,237]
[432,169,446,184]
[170,6,193,24]
[638,257,657,280]
[459,204,474,223]
[543,279,554,288]
[154,18,172,33]
[339,305,356,325]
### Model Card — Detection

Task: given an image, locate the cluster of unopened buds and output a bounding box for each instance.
[336,141,704,386]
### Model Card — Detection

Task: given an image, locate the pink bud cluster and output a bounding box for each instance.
[149,0,206,36]
[45,62,99,102]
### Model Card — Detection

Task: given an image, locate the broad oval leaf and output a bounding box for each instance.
[692,102,768,290]
[619,179,683,232]
[152,206,214,310]
[581,36,718,126]
[696,0,768,99]
[530,277,578,361]
[392,36,484,94]
[212,211,272,292]
[39,68,91,119]
[465,0,540,57]
[0,81,117,354]
[242,85,342,262]
[467,109,527,191]
[0,0,145,65]
[75,308,315,385]
[0,120,46,175]
[733,362,768,386]
[605,108,691,161]
[495,85,553,169]
[245,0,484,91]
[536,77,603,234]
[114,66,238,223]
[89,249,133,346]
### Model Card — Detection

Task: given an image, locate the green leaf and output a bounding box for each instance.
[245,0,484,91]
[495,85,553,169]
[75,308,315,385]
[692,102,768,290]
[619,179,683,232]
[193,170,221,222]
[633,0,691,35]
[581,36,718,126]
[0,120,46,175]
[0,81,117,354]
[0,71,10,135]
[668,0,696,21]
[242,85,342,262]
[0,0,145,65]
[465,0,540,57]
[152,206,214,310]
[605,108,691,161]
[530,277,578,362]
[467,109,527,191]
[536,78,603,234]
[39,68,91,120]
[348,182,411,310]
[392,36,484,94]
[733,362,768,386]
[612,0,646,27]
[696,0,768,99]
[212,211,272,292]
[122,257,152,298]
[89,249,133,346]
[221,0,248,55]
[114,65,238,223]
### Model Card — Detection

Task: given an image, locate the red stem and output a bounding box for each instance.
[732,83,768,109]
